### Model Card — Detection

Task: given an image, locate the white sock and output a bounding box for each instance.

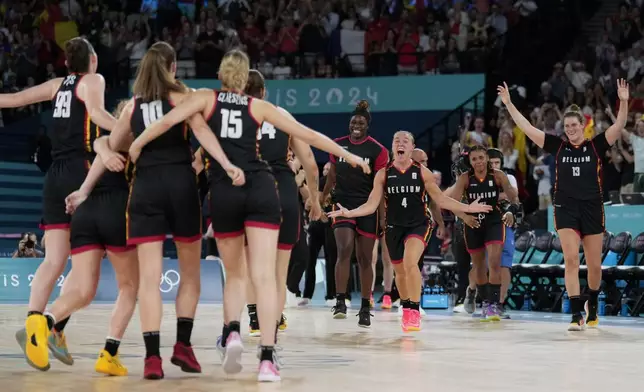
[43,311,56,329]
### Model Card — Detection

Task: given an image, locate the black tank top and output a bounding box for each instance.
[130,97,192,168]
[257,107,291,174]
[330,135,389,202]
[464,170,501,222]
[542,133,610,201]
[384,162,430,227]
[50,74,100,160]
[205,90,269,181]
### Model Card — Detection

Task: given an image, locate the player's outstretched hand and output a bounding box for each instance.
[467,197,493,214]
[327,203,351,219]
[497,82,511,106]
[345,153,371,174]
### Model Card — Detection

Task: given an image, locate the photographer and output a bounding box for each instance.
[12,233,44,258]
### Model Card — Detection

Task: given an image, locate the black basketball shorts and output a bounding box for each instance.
[463,216,505,254]
[41,158,89,230]
[331,198,379,239]
[127,164,202,245]
[70,189,134,254]
[385,222,433,264]
[274,170,300,250]
[553,196,605,237]
[209,170,281,238]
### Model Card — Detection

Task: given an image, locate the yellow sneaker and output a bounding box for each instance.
[25,314,50,370]
[48,330,74,365]
[584,301,599,328]
[95,350,128,376]
[278,314,287,331]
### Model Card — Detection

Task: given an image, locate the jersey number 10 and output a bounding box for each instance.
[53,91,72,119]
[141,101,164,128]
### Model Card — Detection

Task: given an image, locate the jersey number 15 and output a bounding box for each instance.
[220,109,242,139]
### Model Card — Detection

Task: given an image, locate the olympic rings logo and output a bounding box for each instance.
[159,270,180,293]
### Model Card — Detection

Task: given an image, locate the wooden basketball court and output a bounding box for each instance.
[0,304,641,392]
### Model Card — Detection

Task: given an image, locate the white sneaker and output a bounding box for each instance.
[325,299,335,307]
[285,291,299,308]
[298,298,311,307]
[345,299,351,308]
[419,307,426,316]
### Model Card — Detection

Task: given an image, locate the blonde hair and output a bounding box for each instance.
[393,130,415,144]
[132,41,186,102]
[219,49,250,91]
[113,99,129,118]
[563,104,584,124]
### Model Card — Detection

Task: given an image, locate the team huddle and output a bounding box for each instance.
[0,37,630,383]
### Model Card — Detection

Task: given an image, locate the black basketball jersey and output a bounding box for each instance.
[542,133,610,201]
[330,135,389,202]
[384,162,429,227]
[205,90,270,181]
[130,97,192,168]
[50,74,99,160]
[257,107,290,173]
[464,170,501,220]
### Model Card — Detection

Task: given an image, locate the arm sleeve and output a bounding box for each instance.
[374,145,389,171]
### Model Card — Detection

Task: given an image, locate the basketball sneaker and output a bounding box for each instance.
[463,287,476,314]
[499,304,511,320]
[249,311,261,337]
[278,314,287,331]
[95,349,128,376]
[222,331,244,374]
[325,298,335,307]
[23,314,50,371]
[332,298,347,319]
[15,327,45,371]
[143,356,164,379]
[568,314,586,332]
[401,308,411,331]
[476,301,489,321]
[357,307,372,328]
[584,301,599,328]
[381,294,393,309]
[407,309,421,331]
[256,345,284,370]
[298,298,311,307]
[48,330,73,365]
[485,303,501,322]
[170,342,202,373]
[258,360,281,382]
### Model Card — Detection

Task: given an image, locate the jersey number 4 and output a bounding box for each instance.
[401,197,407,208]
[53,91,72,118]
[220,109,242,139]
[257,122,276,140]
[141,101,164,128]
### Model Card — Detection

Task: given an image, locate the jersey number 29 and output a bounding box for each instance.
[53,91,72,118]
[220,109,242,139]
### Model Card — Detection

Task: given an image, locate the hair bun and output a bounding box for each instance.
[356,100,370,112]
[566,104,581,113]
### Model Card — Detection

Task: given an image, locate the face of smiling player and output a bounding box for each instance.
[349,115,368,141]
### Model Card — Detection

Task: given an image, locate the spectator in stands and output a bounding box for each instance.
[624,116,644,192]
[12,233,44,258]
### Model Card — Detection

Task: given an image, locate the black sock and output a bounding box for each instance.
[489,284,501,304]
[27,310,42,317]
[587,289,599,318]
[476,284,489,302]
[361,298,370,309]
[409,301,420,311]
[44,314,55,330]
[259,345,274,362]
[221,324,230,348]
[104,337,120,356]
[142,331,160,358]
[54,316,70,332]
[177,317,194,346]
[384,291,391,296]
[570,296,583,316]
[336,293,346,302]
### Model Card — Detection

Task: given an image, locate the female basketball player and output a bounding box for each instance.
[128,49,369,382]
[243,69,322,338]
[444,144,519,321]
[41,100,138,376]
[328,131,492,331]
[498,79,629,330]
[0,38,117,371]
[321,101,389,327]
[102,42,243,379]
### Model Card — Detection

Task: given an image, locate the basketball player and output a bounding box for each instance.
[487,148,519,318]
[43,100,138,376]
[321,100,389,327]
[498,80,629,330]
[444,144,519,321]
[328,131,492,331]
[134,49,369,381]
[105,42,244,379]
[243,69,322,338]
[0,38,117,371]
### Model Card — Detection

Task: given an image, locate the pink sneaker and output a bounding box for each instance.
[257,360,281,382]
[222,332,244,375]
[401,308,411,332]
[407,309,421,331]
[381,295,392,309]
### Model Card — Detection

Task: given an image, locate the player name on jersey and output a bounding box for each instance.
[218,91,249,106]
[338,156,371,165]
[467,190,498,200]
[387,185,422,194]
[561,156,591,164]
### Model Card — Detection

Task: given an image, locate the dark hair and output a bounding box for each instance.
[563,104,584,124]
[64,37,95,73]
[352,100,371,123]
[487,147,504,165]
[132,41,186,101]
[245,69,265,98]
[467,145,492,173]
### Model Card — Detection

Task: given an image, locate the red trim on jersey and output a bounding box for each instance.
[374,142,390,171]
[213,229,244,239]
[106,245,136,253]
[245,220,280,230]
[127,235,166,245]
[174,234,202,243]
[70,244,103,255]
[391,258,403,265]
[405,234,428,246]
[278,243,295,250]
[205,90,218,121]
[466,246,485,254]
[356,228,378,239]
[39,223,70,231]
[332,218,356,226]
